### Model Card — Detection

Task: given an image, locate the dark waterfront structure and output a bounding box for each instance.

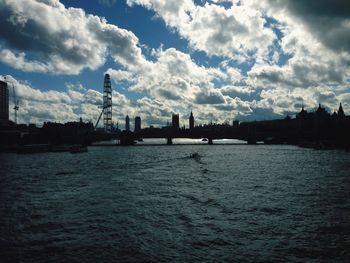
[103,74,112,132]
[189,111,194,130]
[0,120,95,151]
[232,120,239,128]
[125,115,130,132]
[127,103,349,148]
[40,120,94,145]
[172,113,179,130]
[1,102,350,150]
[294,103,348,146]
[134,116,141,132]
[0,80,9,125]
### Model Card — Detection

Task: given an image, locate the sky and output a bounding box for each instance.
[0,0,350,129]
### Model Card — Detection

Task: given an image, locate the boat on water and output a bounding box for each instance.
[69,145,88,154]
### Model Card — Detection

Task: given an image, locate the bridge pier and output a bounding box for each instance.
[166,137,173,145]
[208,138,213,145]
[247,136,257,144]
[119,134,135,146]
[247,139,257,144]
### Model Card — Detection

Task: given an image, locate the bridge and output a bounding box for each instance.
[112,127,263,146]
[90,118,302,146]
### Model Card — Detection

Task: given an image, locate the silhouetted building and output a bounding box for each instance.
[296,105,310,133]
[338,103,345,117]
[189,111,194,130]
[0,80,9,125]
[297,105,308,119]
[134,116,141,132]
[316,104,328,118]
[125,115,130,131]
[41,121,94,145]
[172,113,179,129]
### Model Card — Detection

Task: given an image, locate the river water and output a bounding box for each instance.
[0,144,350,262]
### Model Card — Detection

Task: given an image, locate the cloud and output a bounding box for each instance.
[1,0,350,124]
[125,0,350,94]
[220,85,258,101]
[250,0,350,54]
[126,0,195,28]
[127,0,276,60]
[241,0,350,99]
[0,49,52,73]
[127,48,225,102]
[156,89,182,101]
[0,0,145,74]
[106,69,134,81]
[195,89,225,104]
[256,86,344,116]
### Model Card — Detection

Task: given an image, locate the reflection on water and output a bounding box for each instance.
[0,145,349,262]
[92,138,247,145]
[137,138,247,145]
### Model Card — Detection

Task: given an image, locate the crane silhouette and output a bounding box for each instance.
[3,76,19,124]
[12,83,19,124]
[95,105,104,129]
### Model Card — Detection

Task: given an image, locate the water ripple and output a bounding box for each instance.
[0,145,349,262]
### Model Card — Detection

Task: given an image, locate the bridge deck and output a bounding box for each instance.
[90,142,252,147]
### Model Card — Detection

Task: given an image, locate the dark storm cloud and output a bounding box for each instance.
[315,90,338,106]
[214,104,234,111]
[156,89,182,100]
[283,0,350,18]
[221,89,260,102]
[195,90,225,104]
[269,0,350,53]
[0,5,89,66]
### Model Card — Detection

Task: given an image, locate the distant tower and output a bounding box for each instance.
[338,103,345,117]
[134,116,141,132]
[316,103,328,117]
[189,111,194,130]
[125,115,130,131]
[297,105,307,119]
[172,113,179,129]
[103,74,112,132]
[0,80,9,125]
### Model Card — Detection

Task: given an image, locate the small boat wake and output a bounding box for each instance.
[189,152,203,163]
[189,152,200,159]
